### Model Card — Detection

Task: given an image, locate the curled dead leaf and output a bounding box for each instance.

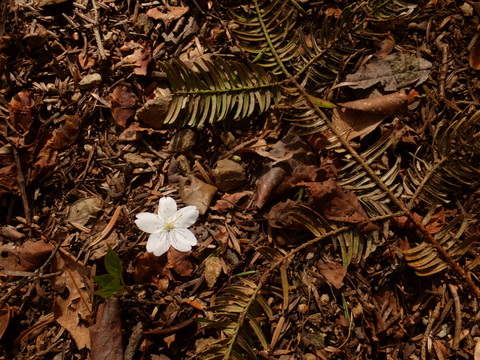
[204,257,222,288]
[179,175,217,215]
[8,90,35,134]
[166,247,194,276]
[0,240,53,276]
[332,91,410,140]
[317,259,346,289]
[51,250,93,350]
[123,43,152,75]
[90,298,123,360]
[375,34,396,57]
[146,6,189,27]
[109,85,138,127]
[470,38,480,70]
[301,178,379,232]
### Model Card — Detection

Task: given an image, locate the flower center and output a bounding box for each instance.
[164,222,175,231]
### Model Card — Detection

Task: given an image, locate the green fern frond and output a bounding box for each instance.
[229,0,300,76]
[197,279,273,360]
[403,215,474,276]
[361,0,423,22]
[289,205,378,268]
[404,112,480,205]
[295,5,360,86]
[158,58,281,126]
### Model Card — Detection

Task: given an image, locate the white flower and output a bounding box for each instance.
[135,197,199,256]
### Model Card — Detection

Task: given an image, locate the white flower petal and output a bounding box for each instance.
[146,232,171,256]
[171,228,198,252]
[135,213,164,233]
[174,206,199,228]
[158,197,177,221]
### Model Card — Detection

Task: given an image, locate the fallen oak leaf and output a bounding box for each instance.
[255,134,320,208]
[8,90,35,134]
[165,247,194,276]
[345,53,432,91]
[264,199,305,230]
[90,297,123,360]
[123,43,152,76]
[332,90,416,140]
[301,178,379,232]
[30,114,81,182]
[317,259,347,289]
[146,6,189,27]
[109,85,138,127]
[51,249,93,350]
[0,240,53,277]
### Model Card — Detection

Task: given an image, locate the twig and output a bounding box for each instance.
[438,43,449,101]
[88,205,123,248]
[448,284,462,350]
[91,0,106,61]
[407,157,447,209]
[12,146,31,225]
[421,300,441,360]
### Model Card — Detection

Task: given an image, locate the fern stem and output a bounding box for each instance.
[407,157,447,208]
[173,82,280,95]
[294,84,480,298]
[253,0,291,77]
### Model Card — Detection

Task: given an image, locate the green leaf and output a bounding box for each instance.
[305,94,336,109]
[94,278,122,299]
[105,246,123,278]
[93,273,117,288]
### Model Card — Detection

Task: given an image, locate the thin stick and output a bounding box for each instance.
[91,0,106,61]
[448,284,462,350]
[13,147,31,224]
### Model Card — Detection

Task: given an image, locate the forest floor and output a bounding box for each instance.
[1,0,480,359]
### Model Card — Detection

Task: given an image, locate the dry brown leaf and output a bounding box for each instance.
[78,51,95,70]
[133,251,169,284]
[264,199,304,230]
[90,297,123,360]
[123,43,152,75]
[109,85,138,127]
[301,178,379,232]
[204,257,222,288]
[375,34,395,57]
[255,135,320,208]
[8,90,35,134]
[317,259,346,289]
[0,303,11,340]
[345,53,432,91]
[51,250,93,350]
[166,247,194,276]
[0,240,53,276]
[470,38,480,70]
[332,91,411,140]
[30,114,81,181]
[0,155,18,196]
[211,191,253,211]
[179,175,217,215]
[146,6,189,26]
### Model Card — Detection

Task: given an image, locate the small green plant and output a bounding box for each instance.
[93,246,126,298]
